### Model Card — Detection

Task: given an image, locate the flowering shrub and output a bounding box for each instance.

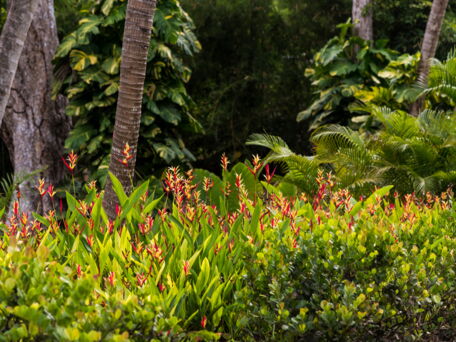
[0,160,454,341]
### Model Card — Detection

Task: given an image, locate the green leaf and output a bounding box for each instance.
[156,105,181,125]
[102,57,120,75]
[108,172,128,206]
[143,195,163,214]
[101,0,115,15]
[70,50,98,72]
[119,180,150,221]
[55,33,77,58]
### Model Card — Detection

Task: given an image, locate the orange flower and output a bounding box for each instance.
[36,178,47,197]
[62,151,78,173]
[105,271,115,287]
[121,142,134,166]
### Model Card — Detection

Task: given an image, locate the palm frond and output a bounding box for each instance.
[310,125,366,153]
[247,133,320,194]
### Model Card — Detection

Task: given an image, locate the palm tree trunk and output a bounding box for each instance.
[103,0,157,219]
[352,0,373,41]
[0,0,40,127]
[411,0,449,116]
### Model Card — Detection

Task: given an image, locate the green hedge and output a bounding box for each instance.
[0,169,454,341]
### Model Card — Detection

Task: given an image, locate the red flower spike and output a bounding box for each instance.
[120,142,134,166]
[107,220,114,234]
[76,265,83,278]
[86,234,94,248]
[13,201,19,217]
[106,271,115,287]
[201,316,207,329]
[220,153,230,171]
[47,184,56,199]
[136,273,147,287]
[264,164,277,184]
[183,260,190,276]
[62,151,78,173]
[115,203,122,217]
[203,177,214,192]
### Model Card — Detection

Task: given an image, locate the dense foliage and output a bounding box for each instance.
[1,1,456,339]
[54,0,201,182]
[0,166,454,340]
[249,107,456,197]
[299,22,421,131]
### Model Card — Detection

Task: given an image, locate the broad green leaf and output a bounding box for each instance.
[101,0,115,15]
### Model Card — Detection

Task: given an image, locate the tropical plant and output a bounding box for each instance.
[351,51,420,113]
[313,107,455,194]
[418,50,456,110]
[297,20,399,131]
[246,134,320,195]
[0,168,44,216]
[54,0,201,182]
[250,106,456,195]
[0,170,454,340]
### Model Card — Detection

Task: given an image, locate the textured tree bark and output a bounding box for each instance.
[0,0,71,214]
[411,0,449,116]
[103,0,157,219]
[352,0,373,41]
[0,0,40,126]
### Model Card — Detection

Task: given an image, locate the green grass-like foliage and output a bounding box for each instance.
[0,168,455,341]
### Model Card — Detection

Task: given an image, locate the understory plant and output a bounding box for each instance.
[0,162,455,341]
[298,20,418,131]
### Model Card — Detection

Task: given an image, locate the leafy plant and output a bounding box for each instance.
[0,169,454,340]
[298,20,399,130]
[312,107,456,194]
[0,173,14,214]
[54,0,201,182]
[0,169,45,216]
[351,52,421,115]
[251,106,456,196]
[418,50,456,110]
[246,134,319,195]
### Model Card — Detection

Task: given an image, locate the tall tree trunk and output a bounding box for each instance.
[0,0,40,126]
[103,0,157,219]
[0,0,71,214]
[411,0,449,116]
[352,0,373,41]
